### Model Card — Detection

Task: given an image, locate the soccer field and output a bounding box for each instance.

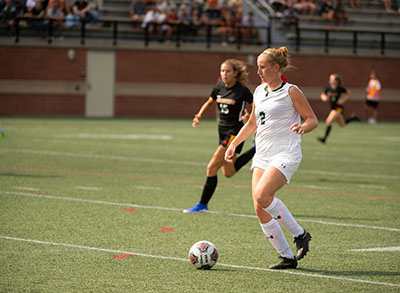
[0,117,399,292]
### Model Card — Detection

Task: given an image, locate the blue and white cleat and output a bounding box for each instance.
[183,203,209,213]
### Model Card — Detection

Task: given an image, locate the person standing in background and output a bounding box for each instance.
[365,70,381,124]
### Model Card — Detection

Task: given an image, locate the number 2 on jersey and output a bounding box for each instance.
[259,111,266,125]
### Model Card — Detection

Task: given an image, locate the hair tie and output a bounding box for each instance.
[263,52,281,68]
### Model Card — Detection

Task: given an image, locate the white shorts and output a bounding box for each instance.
[251,153,302,184]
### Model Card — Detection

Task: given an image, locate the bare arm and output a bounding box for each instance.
[192,97,215,127]
[225,103,257,163]
[337,90,351,105]
[290,86,318,135]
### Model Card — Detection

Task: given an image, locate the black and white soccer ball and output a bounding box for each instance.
[189,240,218,270]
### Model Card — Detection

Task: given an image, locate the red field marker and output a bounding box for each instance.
[124,208,139,212]
[112,254,135,259]
[160,227,174,232]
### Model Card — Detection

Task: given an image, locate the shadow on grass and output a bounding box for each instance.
[297,267,400,277]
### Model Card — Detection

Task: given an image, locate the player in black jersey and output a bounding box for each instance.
[184,59,255,213]
[318,74,359,143]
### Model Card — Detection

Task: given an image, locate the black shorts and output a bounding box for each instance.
[331,104,344,114]
[366,99,379,109]
[218,124,244,154]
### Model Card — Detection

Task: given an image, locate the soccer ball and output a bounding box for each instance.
[189,240,218,270]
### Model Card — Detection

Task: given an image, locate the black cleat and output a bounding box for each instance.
[294,230,312,260]
[317,137,326,144]
[269,256,298,270]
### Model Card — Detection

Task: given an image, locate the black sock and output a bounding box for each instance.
[234,146,256,172]
[199,176,218,205]
[323,125,332,140]
[345,115,360,124]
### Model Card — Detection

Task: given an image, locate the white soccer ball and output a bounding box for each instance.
[189,240,218,270]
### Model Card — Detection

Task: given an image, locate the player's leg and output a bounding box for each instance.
[183,145,226,213]
[253,167,297,269]
[318,110,336,143]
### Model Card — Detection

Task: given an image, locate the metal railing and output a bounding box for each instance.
[13,17,271,49]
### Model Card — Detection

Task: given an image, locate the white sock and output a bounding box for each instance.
[265,198,304,238]
[260,219,294,259]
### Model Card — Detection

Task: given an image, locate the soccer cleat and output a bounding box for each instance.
[294,230,312,260]
[268,256,297,270]
[183,203,209,213]
[317,137,326,144]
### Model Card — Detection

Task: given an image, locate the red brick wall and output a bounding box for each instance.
[0,46,398,119]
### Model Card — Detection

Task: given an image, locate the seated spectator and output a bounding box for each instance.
[46,0,64,37]
[241,11,261,45]
[350,0,360,9]
[269,0,287,16]
[164,7,179,41]
[87,0,99,25]
[320,0,334,23]
[205,0,220,23]
[65,0,95,27]
[293,0,317,15]
[141,5,164,40]
[334,0,348,25]
[25,0,40,12]
[190,0,208,26]
[0,0,16,30]
[217,3,234,46]
[157,0,176,13]
[382,0,394,12]
[130,0,147,23]
[24,0,46,36]
[281,5,298,29]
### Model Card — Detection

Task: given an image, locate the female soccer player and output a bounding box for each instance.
[184,59,255,213]
[225,47,318,269]
[365,70,381,124]
[318,73,359,143]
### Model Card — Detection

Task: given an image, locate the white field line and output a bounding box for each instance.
[1,190,400,232]
[0,235,399,288]
[14,187,40,191]
[57,133,173,140]
[349,247,400,252]
[3,148,400,180]
[358,184,386,190]
[310,155,400,167]
[75,186,102,191]
[301,185,333,190]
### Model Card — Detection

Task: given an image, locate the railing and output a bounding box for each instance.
[295,22,400,55]
[13,17,271,50]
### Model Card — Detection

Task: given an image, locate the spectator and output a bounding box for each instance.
[130,0,147,23]
[25,0,41,12]
[270,0,287,16]
[334,0,348,25]
[46,0,70,15]
[157,0,176,12]
[190,0,208,25]
[65,0,95,27]
[141,5,163,40]
[282,5,298,29]
[241,11,261,45]
[293,0,317,15]
[1,0,17,30]
[218,2,235,46]
[24,0,46,36]
[87,0,99,25]
[350,0,360,9]
[46,0,65,38]
[177,3,195,42]
[205,0,219,23]
[320,0,335,24]
[382,0,394,12]
[164,7,179,41]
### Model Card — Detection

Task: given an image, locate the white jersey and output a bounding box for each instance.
[253,82,302,160]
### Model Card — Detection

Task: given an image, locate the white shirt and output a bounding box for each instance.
[253,82,302,159]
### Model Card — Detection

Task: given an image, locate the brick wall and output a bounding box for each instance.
[0,46,398,120]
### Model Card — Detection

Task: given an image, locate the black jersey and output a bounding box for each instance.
[210,81,253,127]
[324,85,347,109]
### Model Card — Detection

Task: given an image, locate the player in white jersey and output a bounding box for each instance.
[225,47,318,270]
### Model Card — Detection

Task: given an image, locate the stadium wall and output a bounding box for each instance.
[0,46,399,120]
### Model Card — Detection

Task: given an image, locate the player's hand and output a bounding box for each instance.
[225,145,235,163]
[240,109,250,123]
[290,123,304,135]
[192,115,201,128]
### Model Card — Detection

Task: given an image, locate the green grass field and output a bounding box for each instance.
[0,117,399,292]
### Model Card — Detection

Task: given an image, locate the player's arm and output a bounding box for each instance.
[320,91,329,102]
[192,97,215,128]
[289,86,318,135]
[338,90,351,105]
[225,103,257,163]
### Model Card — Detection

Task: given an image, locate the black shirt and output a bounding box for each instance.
[210,81,253,127]
[324,85,347,108]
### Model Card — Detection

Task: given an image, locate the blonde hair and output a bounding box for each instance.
[261,46,295,72]
[222,59,249,86]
